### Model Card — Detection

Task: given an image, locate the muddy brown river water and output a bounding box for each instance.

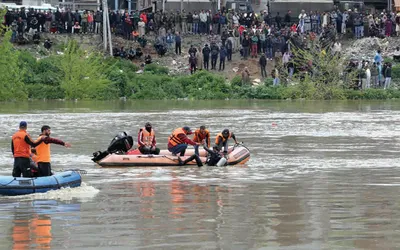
[0,100,400,250]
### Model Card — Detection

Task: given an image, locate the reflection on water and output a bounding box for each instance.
[1,100,400,249]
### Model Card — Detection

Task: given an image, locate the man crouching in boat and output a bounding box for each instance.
[168,126,202,156]
[34,125,71,176]
[11,121,44,177]
[215,129,238,156]
[137,122,160,155]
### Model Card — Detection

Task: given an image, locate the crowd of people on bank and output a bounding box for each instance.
[2,6,400,84]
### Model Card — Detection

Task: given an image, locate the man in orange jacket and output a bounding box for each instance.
[168,126,202,156]
[11,121,44,177]
[137,122,160,155]
[215,129,238,155]
[35,125,71,176]
[193,125,210,156]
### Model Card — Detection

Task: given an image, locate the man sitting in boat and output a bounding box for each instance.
[11,121,44,177]
[34,125,71,177]
[137,122,160,155]
[215,129,238,156]
[168,126,202,156]
[193,125,210,156]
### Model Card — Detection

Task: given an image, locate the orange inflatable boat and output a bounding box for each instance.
[91,132,250,167]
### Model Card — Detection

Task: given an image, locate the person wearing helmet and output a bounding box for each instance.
[137,122,160,155]
[168,126,202,156]
[214,129,238,155]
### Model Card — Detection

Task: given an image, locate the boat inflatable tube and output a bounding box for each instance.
[0,171,82,196]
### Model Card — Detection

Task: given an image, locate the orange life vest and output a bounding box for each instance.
[194,129,210,146]
[168,128,186,147]
[35,136,51,163]
[138,128,155,147]
[215,132,232,144]
[12,130,31,158]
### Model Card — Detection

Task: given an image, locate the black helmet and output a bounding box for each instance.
[222,129,230,136]
[145,122,152,128]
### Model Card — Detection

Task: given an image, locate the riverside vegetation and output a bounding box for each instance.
[1,29,400,101]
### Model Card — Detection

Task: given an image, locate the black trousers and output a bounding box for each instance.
[38,162,52,176]
[13,157,31,177]
[219,59,225,70]
[204,57,209,69]
[227,49,232,61]
[211,56,218,69]
[175,42,181,55]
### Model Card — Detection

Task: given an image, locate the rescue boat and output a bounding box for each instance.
[0,171,82,196]
[91,132,250,167]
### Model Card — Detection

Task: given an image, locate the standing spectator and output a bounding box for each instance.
[193,11,199,34]
[88,11,94,33]
[259,54,267,78]
[45,10,52,32]
[199,10,207,34]
[81,11,88,34]
[241,67,250,85]
[226,38,233,61]
[95,11,102,34]
[251,33,258,58]
[189,53,197,74]
[371,62,378,87]
[272,67,280,86]
[365,65,371,89]
[202,44,211,70]
[187,12,193,34]
[396,13,400,37]
[181,10,187,34]
[284,10,291,27]
[384,63,392,89]
[175,32,182,55]
[196,46,203,70]
[219,13,227,35]
[138,18,146,36]
[275,12,282,29]
[210,42,219,70]
[219,46,226,71]
[242,34,250,60]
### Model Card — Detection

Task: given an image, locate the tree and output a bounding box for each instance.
[0,31,27,101]
[58,39,117,99]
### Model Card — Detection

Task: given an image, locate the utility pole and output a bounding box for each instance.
[102,0,113,56]
[162,0,165,12]
[180,0,183,12]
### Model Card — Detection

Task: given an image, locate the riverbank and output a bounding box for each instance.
[1,31,400,101]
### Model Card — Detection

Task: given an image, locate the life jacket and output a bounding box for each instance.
[168,128,186,147]
[193,129,210,145]
[12,130,31,158]
[138,128,155,147]
[215,132,232,144]
[35,135,50,163]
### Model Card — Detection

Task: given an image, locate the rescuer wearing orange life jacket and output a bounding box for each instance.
[193,125,210,156]
[137,122,160,155]
[168,126,202,156]
[34,125,71,176]
[11,121,44,177]
[215,129,238,155]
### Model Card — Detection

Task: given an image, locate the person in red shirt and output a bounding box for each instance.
[168,126,201,156]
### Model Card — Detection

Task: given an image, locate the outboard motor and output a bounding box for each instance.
[92,132,134,162]
[107,132,133,153]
